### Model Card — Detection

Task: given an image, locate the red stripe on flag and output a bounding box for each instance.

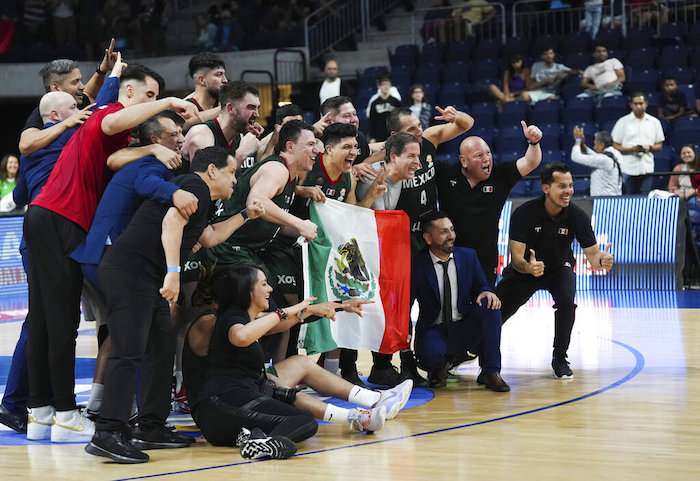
[375,210,411,354]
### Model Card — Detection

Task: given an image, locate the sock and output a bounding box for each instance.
[323,403,351,424]
[323,358,340,375]
[347,385,381,408]
[55,409,77,424]
[29,405,53,419]
[86,383,103,413]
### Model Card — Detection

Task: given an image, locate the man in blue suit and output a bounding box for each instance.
[412,212,509,392]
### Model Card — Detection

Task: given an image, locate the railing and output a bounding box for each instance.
[411,2,507,45]
[512,0,617,38]
[304,0,403,62]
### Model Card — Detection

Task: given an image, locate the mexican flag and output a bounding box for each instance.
[299,199,411,355]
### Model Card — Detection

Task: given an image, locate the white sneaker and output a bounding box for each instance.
[51,409,95,443]
[373,379,413,420]
[349,406,386,433]
[27,406,55,440]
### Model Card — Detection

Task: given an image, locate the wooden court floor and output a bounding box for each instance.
[1,291,699,481]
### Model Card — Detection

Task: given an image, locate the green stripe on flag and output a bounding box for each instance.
[303,202,337,355]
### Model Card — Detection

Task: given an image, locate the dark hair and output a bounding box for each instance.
[275,104,304,125]
[0,153,19,181]
[210,265,264,311]
[593,131,613,148]
[385,132,419,162]
[540,161,571,185]
[220,80,259,106]
[386,107,414,134]
[39,59,80,92]
[629,91,647,102]
[121,64,166,95]
[320,95,353,115]
[420,211,450,233]
[278,120,314,152]
[409,83,425,102]
[375,72,391,85]
[137,112,178,144]
[541,45,555,54]
[188,51,226,78]
[160,109,185,126]
[507,53,524,77]
[592,43,607,51]
[679,144,700,170]
[663,76,677,84]
[322,122,357,147]
[190,145,233,173]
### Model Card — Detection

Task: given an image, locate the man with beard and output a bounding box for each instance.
[411,213,507,391]
[494,162,614,380]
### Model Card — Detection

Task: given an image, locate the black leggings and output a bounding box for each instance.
[195,391,318,445]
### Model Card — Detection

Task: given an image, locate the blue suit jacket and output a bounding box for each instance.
[411,246,491,338]
[70,155,178,266]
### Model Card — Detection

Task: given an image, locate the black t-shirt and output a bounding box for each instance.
[659,90,687,116]
[23,93,91,131]
[436,159,522,264]
[103,173,211,281]
[355,131,371,163]
[503,195,597,277]
[203,304,267,397]
[368,96,402,142]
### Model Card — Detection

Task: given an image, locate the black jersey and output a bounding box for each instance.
[205,155,298,262]
[503,195,597,278]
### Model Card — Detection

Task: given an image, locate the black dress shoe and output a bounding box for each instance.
[131,424,196,450]
[476,371,511,392]
[340,365,370,389]
[400,351,428,385]
[85,430,149,464]
[428,365,447,389]
[0,404,27,434]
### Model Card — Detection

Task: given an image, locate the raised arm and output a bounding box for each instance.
[422,106,475,146]
[101,97,200,136]
[516,121,543,176]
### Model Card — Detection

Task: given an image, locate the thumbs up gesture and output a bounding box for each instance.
[599,242,614,270]
[527,249,545,277]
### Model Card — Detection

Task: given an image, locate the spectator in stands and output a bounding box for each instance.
[669,145,699,203]
[629,0,668,28]
[658,77,688,122]
[368,74,402,143]
[611,92,665,196]
[525,46,581,104]
[51,0,77,48]
[489,54,531,106]
[581,0,603,39]
[319,60,353,108]
[451,0,496,39]
[101,0,131,49]
[365,71,402,117]
[0,153,19,200]
[421,0,456,44]
[217,8,244,52]
[571,126,623,196]
[194,13,218,51]
[578,44,625,106]
[408,84,432,130]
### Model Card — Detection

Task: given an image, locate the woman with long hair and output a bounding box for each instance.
[0,153,19,199]
[670,144,700,202]
[489,54,531,105]
[408,84,432,130]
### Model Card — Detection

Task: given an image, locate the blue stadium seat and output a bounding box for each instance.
[598,120,617,133]
[625,47,657,70]
[441,62,469,84]
[530,34,560,58]
[569,156,592,176]
[573,178,590,196]
[562,97,595,124]
[391,63,413,79]
[594,29,621,49]
[661,66,695,84]
[626,68,660,96]
[444,41,471,63]
[541,149,565,164]
[419,43,444,65]
[563,121,598,151]
[414,65,440,86]
[498,124,525,139]
[509,179,531,197]
[473,38,501,60]
[670,130,700,152]
[653,145,675,189]
[495,150,521,165]
[539,136,561,152]
[391,44,418,68]
[561,31,591,56]
[496,136,527,154]
[528,99,563,125]
[539,123,563,139]
[469,59,500,84]
[595,96,630,123]
[621,27,653,49]
[564,52,590,71]
[361,66,390,80]
[470,127,496,146]
[674,117,700,132]
[658,22,688,44]
[437,88,466,107]
[470,102,497,128]
[504,36,529,56]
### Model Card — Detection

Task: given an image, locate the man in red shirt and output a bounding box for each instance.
[24,59,200,443]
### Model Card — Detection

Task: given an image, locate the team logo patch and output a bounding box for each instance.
[483,186,493,193]
[450,180,457,186]
[328,238,377,299]
[558,228,569,235]
[337,187,346,202]
[535,226,542,232]
[326,188,336,197]
[426,154,433,169]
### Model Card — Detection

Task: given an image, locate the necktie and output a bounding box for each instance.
[438,259,452,324]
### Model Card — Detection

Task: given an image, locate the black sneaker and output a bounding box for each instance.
[85,430,149,464]
[240,428,297,460]
[0,404,27,434]
[399,351,428,385]
[340,365,370,389]
[367,365,403,387]
[552,357,574,379]
[131,424,196,450]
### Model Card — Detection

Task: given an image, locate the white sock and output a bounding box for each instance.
[323,403,352,424]
[29,405,53,419]
[86,383,103,412]
[55,409,78,424]
[323,358,340,375]
[347,385,381,408]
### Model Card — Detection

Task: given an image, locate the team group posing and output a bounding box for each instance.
[0,44,614,464]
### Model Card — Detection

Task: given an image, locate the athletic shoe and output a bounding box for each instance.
[52,408,95,442]
[367,365,403,387]
[349,406,386,433]
[0,404,27,434]
[552,357,574,379]
[399,351,428,385]
[171,384,190,414]
[448,351,478,369]
[373,379,413,420]
[85,429,149,464]
[340,365,370,389]
[27,406,55,440]
[131,424,196,450]
[239,428,297,460]
[234,427,252,447]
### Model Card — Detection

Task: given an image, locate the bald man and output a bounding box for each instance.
[435,121,543,286]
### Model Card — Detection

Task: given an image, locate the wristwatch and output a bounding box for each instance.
[96,64,107,75]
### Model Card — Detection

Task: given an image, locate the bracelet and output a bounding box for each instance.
[275,308,287,321]
[240,209,248,220]
[574,138,582,142]
[167,265,181,273]
[96,64,107,75]
[528,140,540,146]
